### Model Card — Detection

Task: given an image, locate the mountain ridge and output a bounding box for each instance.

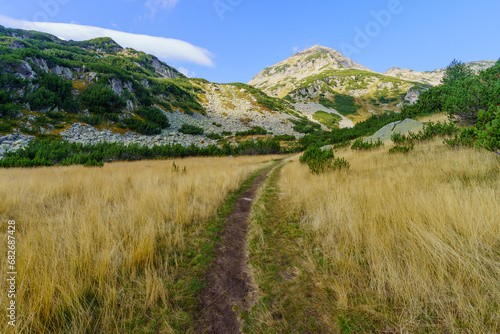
[248,45,496,120]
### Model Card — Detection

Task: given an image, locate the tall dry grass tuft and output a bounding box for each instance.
[0,156,278,333]
[280,140,500,332]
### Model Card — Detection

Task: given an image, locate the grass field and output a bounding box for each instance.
[0,138,498,333]
[0,155,279,333]
[279,140,500,332]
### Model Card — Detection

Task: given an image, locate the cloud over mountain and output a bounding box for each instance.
[0,15,213,67]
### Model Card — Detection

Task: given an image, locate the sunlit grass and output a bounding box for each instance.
[280,140,500,332]
[0,155,279,333]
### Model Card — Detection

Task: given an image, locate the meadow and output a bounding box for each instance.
[1,137,499,333]
[278,140,500,332]
[0,155,278,333]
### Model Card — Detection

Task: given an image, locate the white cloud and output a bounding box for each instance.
[177,66,196,78]
[145,0,179,16]
[0,15,214,67]
[292,46,299,53]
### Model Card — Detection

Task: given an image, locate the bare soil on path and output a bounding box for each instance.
[197,166,276,333]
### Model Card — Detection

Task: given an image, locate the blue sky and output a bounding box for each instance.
[1,0,499,83]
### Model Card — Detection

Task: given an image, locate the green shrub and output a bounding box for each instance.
[206,133,222,140]
[313,110,342,129]
[273,134,296,141]
[136,106,170,129]
[299,147,350,174]
[291,118,321,134]
[319,94,359,116]
[0,120,16,132]
[122,118,161,135]
[34,115,49,126]
[0,138,283,168]
[80,115,103,126]
[80,81,125,114]
[179,124,204,135]
[27,72,78,112]
[389,144,414,154]
[46,111,66,121]
[351,139,383,150]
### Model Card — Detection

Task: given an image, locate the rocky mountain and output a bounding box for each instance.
[0,26,312,158]
[248,45,428,120]
[384,60,497,86]
[248,46,497,121]
[248,45,372,98]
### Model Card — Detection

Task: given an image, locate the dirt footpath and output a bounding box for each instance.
[197,166,275,333]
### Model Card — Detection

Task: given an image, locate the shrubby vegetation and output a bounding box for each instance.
[121,118,162,135]
[179,124,204,135]
[351,138,383,151]
[389,121,460,153]
[299,111,399,148]
[312,110,342,128]
[80,80,125,114]
[291,117,322,134]
[319,93,359,116]
[299,146,350,174]
[136,106,170,128]
[273,134,296,141]
[229,82,288,111]
[0,138,283,167]
[402,59,500,154]
[23,70,79,112]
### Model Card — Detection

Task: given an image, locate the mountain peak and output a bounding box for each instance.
[248,45,372,97]
[295,45,342,57]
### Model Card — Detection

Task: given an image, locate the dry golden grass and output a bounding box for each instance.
[416,112,450,123]
[0,155,279,333]
[280,141,500,332]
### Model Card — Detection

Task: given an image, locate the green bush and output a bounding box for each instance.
[229,83,287,111]
[0,92,20,119]
[351,139,383,151]
[122,118,161,135]
[179,124,204,135]
[291,118,321,134]
[299,146,350,174]
[206,133,222,140]
[273,134,296,141]
[80,81,125,114]
[319,94,359,116]
[136,106,170,129]
[34,115,49,126]
[0,138,283,168]
[389,144,414,154]
[80,115,103,126]
[27,72,77,112]
[313,110,342,129]
[46,111,66,121]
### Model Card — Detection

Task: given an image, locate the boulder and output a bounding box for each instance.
[364,118,424,143]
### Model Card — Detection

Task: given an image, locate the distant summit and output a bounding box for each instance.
[248,45,372,98]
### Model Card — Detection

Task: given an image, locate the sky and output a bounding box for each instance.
[1,0,499,83]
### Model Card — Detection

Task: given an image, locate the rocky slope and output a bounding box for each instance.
[248,45,372,98]
[248,46,496,121]
[0,26,309,158]
[248,45,428,118]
